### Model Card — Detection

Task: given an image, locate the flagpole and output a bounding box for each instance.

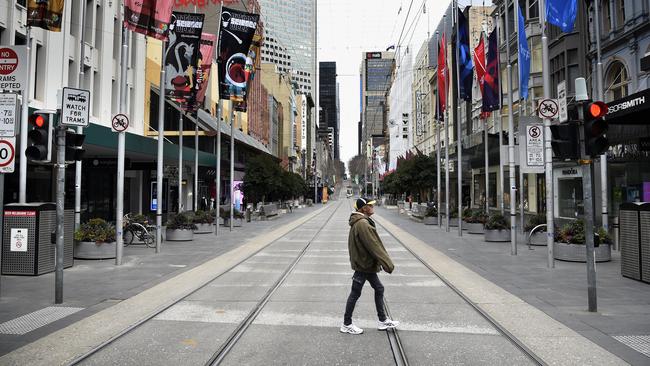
[115,3,129,266]
[444,14,450,233]
[193,5,199,214]
[454,2,463,236]
[436,30,442,229]
[593,0,608,235]
[230,107,235,232]
[156,41,166,252]
[539,0,555,268]
[215,102,222,236]
[504,0,517,255]
[75,0,87,231]
[515,4,525,236]
[482,29,490,214]
[179,114,183,213]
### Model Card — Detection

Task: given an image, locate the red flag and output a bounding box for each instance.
[473,35,486,97]
[437,34,448,116]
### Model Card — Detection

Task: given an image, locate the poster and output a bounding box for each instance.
[124,0,174,40]
[164,12,205,101]
[182,33,216,112]
[10,228,28,252]
[217,7,260,103]
[27,0,64,32]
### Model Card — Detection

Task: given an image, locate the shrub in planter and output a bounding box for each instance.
[425,206,437,217]
[74,218,117,259]
[462,208,474,221]
[484,213,510,242]
[465,209,488,234]
[555,220,611,246]
[167,212,198,230]
[192,210,214,233]
[219,207,245,219]
[525,213,547,245]
[130,214,151,226]
[553,220,612,262]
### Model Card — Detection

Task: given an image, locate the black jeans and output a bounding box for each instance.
[343,271,386,325]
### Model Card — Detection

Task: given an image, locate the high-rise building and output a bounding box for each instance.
[319,62,339,159]
[259,0,316,96]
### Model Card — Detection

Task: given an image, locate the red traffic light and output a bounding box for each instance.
[29,113,47,128]
[587,101,608,119]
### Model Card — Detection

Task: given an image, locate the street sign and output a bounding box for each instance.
[557,81,568,122]
[61,87,90,127]
[0,93,17,137]
[518,117,545,174]
[0,46,28,91]
[538,99,559,119]
[0,137,16,173]
[112,113,129,132]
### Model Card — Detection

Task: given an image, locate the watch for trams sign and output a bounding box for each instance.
[0,46,28,91]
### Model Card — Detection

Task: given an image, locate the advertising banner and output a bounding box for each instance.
[164,12,205,101]
[124,0,175,40]
[182,33,216,112]
[27,0,64,32]
[233,29,262,112]
[217,7,260,103]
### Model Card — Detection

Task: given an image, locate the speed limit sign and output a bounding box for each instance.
[0,137,16,173]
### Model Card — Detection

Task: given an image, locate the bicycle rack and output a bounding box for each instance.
[527,224,547,250]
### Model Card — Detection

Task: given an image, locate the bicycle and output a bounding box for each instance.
[123,213,156,248]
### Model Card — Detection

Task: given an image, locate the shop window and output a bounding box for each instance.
[605,61,629,102]
[558,177,584,218]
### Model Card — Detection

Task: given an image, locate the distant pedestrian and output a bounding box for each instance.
[340,197,399,335]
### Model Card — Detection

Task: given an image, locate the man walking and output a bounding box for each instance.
[340,197,399,335]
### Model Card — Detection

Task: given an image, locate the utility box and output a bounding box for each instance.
[619,202,650,284]
[2,203,74,275]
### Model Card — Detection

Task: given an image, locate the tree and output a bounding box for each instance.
[348,155,366,181]
[242,154,283,204]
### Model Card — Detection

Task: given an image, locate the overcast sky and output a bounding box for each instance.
[317,0,448,167]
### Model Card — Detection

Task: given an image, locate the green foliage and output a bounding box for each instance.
[555,220,611,245]
[524,213,546,232]
[130,214,151,225]
[465,209,488,224]
[166,212,198,230]
[242,155,307,203]
[192,210,214,224]
[425,205,437,217]
[448,208,458,219]
[219,207,245,219]
[462,207,473,220]
[380,153,437,199]
[74,218,116,243]
[484,213,509,230]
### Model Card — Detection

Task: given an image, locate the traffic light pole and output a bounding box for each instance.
[55,124,66,304]
[18,26,31,203]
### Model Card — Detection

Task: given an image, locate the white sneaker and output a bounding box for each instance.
[340,323,364,335]
[378,318,400,330]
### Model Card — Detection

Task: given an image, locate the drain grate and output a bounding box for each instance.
[0,307,84,335]
[613,335,650,358]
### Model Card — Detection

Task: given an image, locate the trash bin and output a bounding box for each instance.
[619,202,650,284]
[2,203,73,275]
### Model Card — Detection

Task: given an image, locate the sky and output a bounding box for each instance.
[317,0,449,167]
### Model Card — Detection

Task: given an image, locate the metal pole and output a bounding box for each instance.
[314,149,317,203]
[215,102,222,236]
[436,30,442,229]
[178,114,183,213]
[115,22,128,266]
[593,0,608,233]
[75,0,87,231]
[498,113,504,214]
[0,175,3,296]
[156,41,166,253]
[230,107,235,231]
[18,27,31,203]
[454,2,463,236]
[444,14,450,233]
[195,123,198,212]
[55,125,65,303]
[539,0,555,268]
[485,117,489,212]
[504,0,517,254]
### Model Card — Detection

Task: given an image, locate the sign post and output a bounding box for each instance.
[557,81,567,123]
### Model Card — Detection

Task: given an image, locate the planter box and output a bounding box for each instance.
[528,232,547,246]
[74,241,116,260]
[484,229,510,242]
[423,216,438,225]
[193,223,213,234]
[466,222,484,234]
[166,229,194,241]
[553,242,611,262]
[223,218,243,227]
[448,219,460,228]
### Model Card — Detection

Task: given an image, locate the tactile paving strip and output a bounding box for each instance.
[0,307,84,335]
[613,335,650,358]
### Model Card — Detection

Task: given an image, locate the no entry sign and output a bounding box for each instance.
[0,46,28,91]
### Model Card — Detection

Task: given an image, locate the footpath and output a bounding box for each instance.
[375,206,650,366]
[0,205,320,357]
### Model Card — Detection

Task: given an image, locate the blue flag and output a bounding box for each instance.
[482,28,500,112]
[546,0,577,33]
[457,7,473,101]
[518,3,530,101]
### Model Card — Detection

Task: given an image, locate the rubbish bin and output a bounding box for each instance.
[2,203,74,275]
[619,202,650,283]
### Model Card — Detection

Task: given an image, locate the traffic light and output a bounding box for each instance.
[582,101,609,157]
[65,130,85,162]
[25,111,51,161]
[550,103,580,160]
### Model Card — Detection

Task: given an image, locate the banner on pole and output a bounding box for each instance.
[233,29,263,112]
[457,7,473,101]
[164,12,205,102]
[217,7,260,103]
[124,0,175,40]
[27,0,64,32]
[482,28,501,112]
[182,33,216,112]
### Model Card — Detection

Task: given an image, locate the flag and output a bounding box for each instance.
[182,33,217,111]
[218,7,260,102]
[546,0,577,33]
[27,0,64,32]
[482,28,500,112]
[437,34,448,121]
[473,35,486,97]
[518,3,530,100]
[124,0,174,40]
[457,7,473,101]
[164,12,205,102]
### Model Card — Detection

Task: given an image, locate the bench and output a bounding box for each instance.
[259,204,279,220]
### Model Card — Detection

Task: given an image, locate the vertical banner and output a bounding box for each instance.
[183,33,217,111]
[234,29,263,112]
[457,7,473,101]
[124,0,175,40]
[27,0,65,32]
[164,12,205,101]
[217,7,260,103]
[437,34,448,120]
[482,28,501,112]
[518,3,531,101]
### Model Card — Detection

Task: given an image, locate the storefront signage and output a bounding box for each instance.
[561,168,578,176]
[0,93,17,137]
[606,88,650,124]
[366,52,382,59]
[10,228,28,252]
[519,116,545,173]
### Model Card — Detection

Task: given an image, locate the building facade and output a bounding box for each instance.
[319,61,339,159]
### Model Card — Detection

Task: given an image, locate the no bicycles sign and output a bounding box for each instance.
[538,99,559,119]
